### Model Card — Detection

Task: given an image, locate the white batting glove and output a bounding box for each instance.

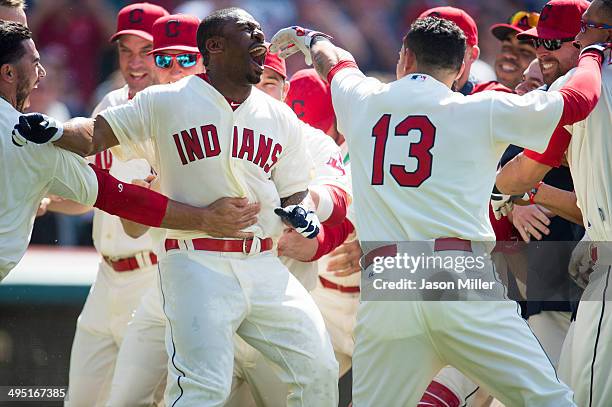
[274,204,321,239]
[490,189,529,220]
[269,26,332,66]
[568,233,594,289]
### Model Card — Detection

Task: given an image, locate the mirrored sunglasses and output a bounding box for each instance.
[580,20,612,33]
[531,38,574,51]
[154,53,200,69]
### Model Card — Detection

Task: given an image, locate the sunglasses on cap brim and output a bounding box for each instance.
[154,53,200,69]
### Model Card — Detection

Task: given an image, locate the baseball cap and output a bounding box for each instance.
[149,14,200,54]
[263,45,287,79]
[490,11,540,41]
[418,6,478,47]
[110,3,169,43]
[285,69,335,133]
[517,0,590,40]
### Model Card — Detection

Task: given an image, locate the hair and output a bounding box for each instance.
[403,17,466,72]
[596,0,612,20]
[0,20,31,67]
[197,7,244,66]
[0,0,25,8]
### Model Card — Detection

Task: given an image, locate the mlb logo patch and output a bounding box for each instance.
[410,74,427,81]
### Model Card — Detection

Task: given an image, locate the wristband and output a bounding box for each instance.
[529,181,544,205]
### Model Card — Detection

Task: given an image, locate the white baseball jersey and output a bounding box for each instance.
[330,68,564,242]
[90,86,156,258]
[0,98,98,279]
[100,75,313,240]
[282,124,350,290]
[552,54,612,241]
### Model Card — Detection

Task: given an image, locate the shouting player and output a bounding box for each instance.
[271,12,604,406]
[14,8,339,406]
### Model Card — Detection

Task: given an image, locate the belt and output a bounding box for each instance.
[103,251,158,272]
[319,276,360,293]
[362,238,473,270]
[164,237,273,254]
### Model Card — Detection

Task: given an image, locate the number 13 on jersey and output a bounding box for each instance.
[371,114,436,187]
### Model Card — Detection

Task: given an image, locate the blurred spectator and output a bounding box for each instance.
[28,0,115,114]
[0,0,27,25]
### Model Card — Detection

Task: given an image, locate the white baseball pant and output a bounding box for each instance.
[353,247,575,407]
[159,247,338,407]
[65,260,156,407]
[106,273,167,407]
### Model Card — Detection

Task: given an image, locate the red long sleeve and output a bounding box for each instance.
[557,51,603,126]
[310,218,355,261]
[523,124,572,167]
[90,164,169,227]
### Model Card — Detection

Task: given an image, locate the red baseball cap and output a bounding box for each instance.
[490,11,540,41]
[263,45,287,79]
[418,6,478,47]
[149,14,200,54]
[517,0,590,40]
[110,3,169,43]
[286,69,335,133]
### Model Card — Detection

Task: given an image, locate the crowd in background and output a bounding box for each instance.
[27,0,549,246]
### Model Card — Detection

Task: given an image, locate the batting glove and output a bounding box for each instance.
[12,113,64,147]
[274,204,321,239]
[491,187,529,221]
[269,26,332,66]
[568,233,594,290]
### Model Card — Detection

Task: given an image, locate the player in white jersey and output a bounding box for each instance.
[493,1,612,404]
[0,20,242,285]
[271,14,605,406]
[62,4,169,406]
[14,8,339,406]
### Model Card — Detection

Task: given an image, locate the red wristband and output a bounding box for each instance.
[529,181,544,205]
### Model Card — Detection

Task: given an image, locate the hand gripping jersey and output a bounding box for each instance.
[100,75,314,241]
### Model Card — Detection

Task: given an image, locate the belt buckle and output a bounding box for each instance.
[242,238,249,255]
[242,237,261,256]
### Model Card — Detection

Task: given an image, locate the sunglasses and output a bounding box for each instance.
[580,20,612,33]
[509,11,540,29]
[154,53,200,69]
[531,38,575,51]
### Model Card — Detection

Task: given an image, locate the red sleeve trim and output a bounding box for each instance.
[311,218,355,261]
[558,51,603,126]
[321,184,349,226]
[327,60,359,84]
[523,125,571,167]
[90,164,168,227]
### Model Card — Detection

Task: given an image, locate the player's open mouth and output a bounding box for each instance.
[499,62,518,73]
[249,45,267,71]
[129,72,148,81]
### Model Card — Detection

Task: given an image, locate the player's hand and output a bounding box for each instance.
[491,188,528,220]
[277,229,319,261]
[36,197,52,217]
[510,204,553,242]
[274,204,320,239]
[201,197,260,239]
[130,175,156,189]
[12,113,64,146]
[270,26,332,65]
[568,234,594,289]
[327,236,362,277]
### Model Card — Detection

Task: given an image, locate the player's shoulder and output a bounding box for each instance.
[252,87,298,117]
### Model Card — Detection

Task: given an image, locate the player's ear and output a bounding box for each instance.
[0,63,16,84]
[206,36,224,57]
[470,45,480,62]
[455,61,466,82]
[281,80,290,102]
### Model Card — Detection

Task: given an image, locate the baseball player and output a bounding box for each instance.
[515,58,545,95]
[14,8,340,406]
[493,1,612,404]
[63,4,170,406]
[0,20,240,282]
[271,13,604,406]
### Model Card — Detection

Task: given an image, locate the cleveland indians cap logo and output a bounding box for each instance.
[166,20,180,37]
[128,8,144,24]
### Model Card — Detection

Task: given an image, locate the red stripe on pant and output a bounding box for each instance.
[417,380,460,407]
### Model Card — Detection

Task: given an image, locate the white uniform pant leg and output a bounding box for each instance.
[434,301,575,407]
[66,261,155,407]
[557,321,575,387]
[527,310,572,368]
[107,272,168,407]
[235,254,339,407]
[564,264,612,407]
[352,301,446,407]
[159,251,248,407]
